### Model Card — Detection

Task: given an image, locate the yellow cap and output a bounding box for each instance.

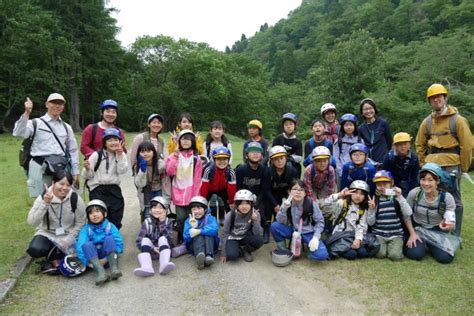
[426,84,448,99]
[393,132,412,144]
[247,119,263,130]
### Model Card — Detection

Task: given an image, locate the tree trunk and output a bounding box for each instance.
[70,84,81,132]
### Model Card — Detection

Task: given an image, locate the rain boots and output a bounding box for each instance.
[90,257,109,286]
[158,246,176,275]
[107,252,122,280]
[134,252,155,277]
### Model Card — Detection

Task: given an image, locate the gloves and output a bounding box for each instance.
[308,236,320,252]
[281,195,293,209]
[138,155,148,172]
[189,228,201,238]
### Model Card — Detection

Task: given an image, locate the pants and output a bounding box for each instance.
[375,236,404,260]
[442,165,463,236]
[271,222,329,261]
[27,235,55,258]
[90,184,124,229]
[175,205,189,244]
[186,235,216,256]
[404,240,453,264]
[225,234,264,261]
[341,247,369,260]
[27,159,52,198]
[82,235,118,263]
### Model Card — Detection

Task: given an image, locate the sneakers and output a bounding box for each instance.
[243,250,254,262]
[196,252,205,270]
[204,255,215,267]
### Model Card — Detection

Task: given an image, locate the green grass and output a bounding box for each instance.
[1,132,473,314]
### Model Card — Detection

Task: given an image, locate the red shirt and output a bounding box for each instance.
[200,167,237,204]
[80,123,126,159]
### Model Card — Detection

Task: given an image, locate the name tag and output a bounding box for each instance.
[55,227,66,236]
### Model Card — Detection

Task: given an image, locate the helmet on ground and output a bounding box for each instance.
[269,146,287,160]
[350,180,370,193]
[86,199,108,214]
[102,128,121,141]
[150,196,170,209]
[349,143,368,155]
[178,129,195,141]
[247,119,263,130]
[234,189,255,202]
[271,249,293,267]
[373,170,394,183]
[339,113,358,124]
[212,146,231,159]
[189,196,208,209]
[281,112,297,124]
[59,255,86,277]
[426,84,448,99]
[311,146,331,160]
[393,132,412,144]
[320,103,337,115]
[100,99,118,111]
[245,141,263,153]
[147,113,164,124]
[420,162,443,180]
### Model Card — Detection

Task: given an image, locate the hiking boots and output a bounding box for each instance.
[204,255,215,267]
[243,249,254,262]
[196,252,205,270]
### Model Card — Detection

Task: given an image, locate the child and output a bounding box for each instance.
[303,119,333,167]
[203,120,233,165]
[242,119,269,163]
[134,196,176,276]
[333,113,363,178]
[200,146,237,220]
[367,170,419,261]
[236,142,273,243]
[130,113,166,169]
[183,196,219,269]
[304,146,337,204]
[324,180,372,260]
[165,129,203,244]
[271,179,329,261]
[134,141,166,221]
[340,143,376,195]
[320,103,339,144]
[272,113,303,177]
[82,128,128,229]
[268,146,299,215]
[382,132,420,197]
[168,113,204,155]
[76,200,123,286]
[80,99,126,160]
[220,189,264,263]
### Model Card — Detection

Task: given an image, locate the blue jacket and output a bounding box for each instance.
[183,209,219,246]
[76,219,123,265]
[358,117,392,163]
[340,160,376,195]
[382,150,420,197]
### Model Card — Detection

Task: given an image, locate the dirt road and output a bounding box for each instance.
[38,172,368,314]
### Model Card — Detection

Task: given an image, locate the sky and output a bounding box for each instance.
[109,0,302,51]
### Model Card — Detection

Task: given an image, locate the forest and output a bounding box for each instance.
[1,0,473,139]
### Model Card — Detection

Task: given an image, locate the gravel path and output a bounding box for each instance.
[45,172,367,315]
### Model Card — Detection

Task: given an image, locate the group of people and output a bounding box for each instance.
[13,82,472,286]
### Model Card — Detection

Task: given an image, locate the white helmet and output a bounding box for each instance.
[150,196,170,209]
[178,129,195,140]
[189,196,208,208]
[349,180,370,193]
[86,199,108,213]
[269,145,287,160]
[311,146,331,160]
[234,189,255,202]
[320,103,337,115]
[271,249,293,267]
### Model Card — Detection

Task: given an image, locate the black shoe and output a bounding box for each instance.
[243,250,254,262]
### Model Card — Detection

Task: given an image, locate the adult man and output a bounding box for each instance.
[13,93,80,197]
[415,83,472,235]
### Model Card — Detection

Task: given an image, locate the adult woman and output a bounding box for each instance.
[27,170,86,273]
[404,163,458,264]
[358,98,392,163]
[130,113,166,169]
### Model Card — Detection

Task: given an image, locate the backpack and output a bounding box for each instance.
[333,199,365,232]
[308,138,332,153]
[19,119,38,171]
[425,113,458,142]
[286,197,316,227]
[88,221,112,240]
[337,136,362,160]
[45,191,78,230]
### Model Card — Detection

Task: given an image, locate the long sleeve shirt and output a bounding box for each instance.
[358,116,392,163]
[220,209,262,257]
[276,198,324,238]
[80,123,126,160]
[324,194,368,241]
[82,150,129,191]
[13,113,80,175]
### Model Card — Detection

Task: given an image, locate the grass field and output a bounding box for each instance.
[0,132,473,314]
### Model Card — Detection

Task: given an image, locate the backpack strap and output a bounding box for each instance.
[425,114,458,140]
[105,222,112,235]
[438,191,446,216]
[70,192,78,213]
[94,149,104,172]
[302,197,315,226]
[230,209,236,231]
[90,123,98,149]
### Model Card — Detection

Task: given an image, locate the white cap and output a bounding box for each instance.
[46,93,66,103]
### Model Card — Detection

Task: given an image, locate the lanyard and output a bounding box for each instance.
[48,202,64,227]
